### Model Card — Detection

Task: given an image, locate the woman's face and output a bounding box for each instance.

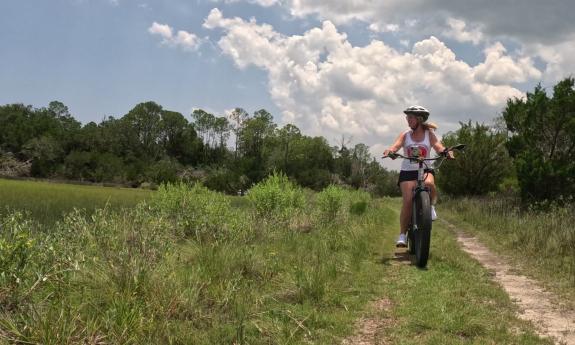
[406,114,419,129]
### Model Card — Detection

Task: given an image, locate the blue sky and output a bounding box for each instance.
[1,0,573,167]
[1,0,296,122]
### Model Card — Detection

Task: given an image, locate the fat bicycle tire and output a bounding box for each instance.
[414,190,432,268]
[407,226,416,254]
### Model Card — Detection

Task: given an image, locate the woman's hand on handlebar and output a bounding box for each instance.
[440,148,456,160]
[383,149,397,159]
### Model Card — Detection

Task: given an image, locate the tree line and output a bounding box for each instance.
[0,100,399,196]
[2,76,572,202]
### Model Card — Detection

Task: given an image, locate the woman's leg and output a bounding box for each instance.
[424,172,437,204]
[400,180,416,234]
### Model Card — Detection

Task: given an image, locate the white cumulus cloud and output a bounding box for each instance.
[278,0,575,45]
[231,0,574,85]
[524,40,575,84]
[473,42,542,85]
[369,23,399,33]
[209,0,279,7]
[203,8,534,156]
[148,22,202,51]
[443,18,483,45]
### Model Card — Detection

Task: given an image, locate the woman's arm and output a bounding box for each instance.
[429,131,454,159]
[429,130,445,152]
[383,131,406,156]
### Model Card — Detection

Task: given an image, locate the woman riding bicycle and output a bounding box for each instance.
[383,105,454,247]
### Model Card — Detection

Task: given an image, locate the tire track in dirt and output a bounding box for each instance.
[443,220,575,345]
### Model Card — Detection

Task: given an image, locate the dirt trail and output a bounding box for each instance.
[341,299,392,345]
[443,221,575,345]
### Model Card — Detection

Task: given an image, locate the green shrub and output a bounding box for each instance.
[203,167,240,194]
[147,158,182,184]
[0,212,35,291]
[151,182,240,242]
[502,78,575,202]
[247,172,304,223]
[348,189,371,216]
[437,121,513,196]
[316,185,346,223]
[0,212,63,312]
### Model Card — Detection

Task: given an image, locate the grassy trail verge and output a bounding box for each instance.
[364,198,553,345]
[440,199,575,308]
[447,221,575,344]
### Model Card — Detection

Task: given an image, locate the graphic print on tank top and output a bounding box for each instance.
[406,144,428,158]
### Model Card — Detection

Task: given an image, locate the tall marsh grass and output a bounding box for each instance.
[442,197,575,292]
[0,178,151,225]
[0,178,385,344]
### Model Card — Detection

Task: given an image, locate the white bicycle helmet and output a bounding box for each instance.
[403,105,430,122]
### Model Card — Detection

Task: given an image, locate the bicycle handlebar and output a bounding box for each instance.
[382,144,466,161]
[385,152,438,161]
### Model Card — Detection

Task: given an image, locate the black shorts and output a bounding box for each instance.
[398,169,435,186]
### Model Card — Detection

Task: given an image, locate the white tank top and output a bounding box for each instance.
[401,129,432,171]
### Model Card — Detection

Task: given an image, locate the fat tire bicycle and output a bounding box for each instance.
[384,144,465,268]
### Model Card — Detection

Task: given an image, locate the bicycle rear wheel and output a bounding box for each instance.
[414,190,432,268]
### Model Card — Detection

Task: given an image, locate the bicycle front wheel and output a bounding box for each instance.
[414,190,432,268]
[407,225,415,254]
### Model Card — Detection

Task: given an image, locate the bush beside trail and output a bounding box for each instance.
[151,182,245,242]
[247,172,305,224]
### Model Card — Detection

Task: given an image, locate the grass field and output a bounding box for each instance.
[0,177,553,344]
[0,178,152,224]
